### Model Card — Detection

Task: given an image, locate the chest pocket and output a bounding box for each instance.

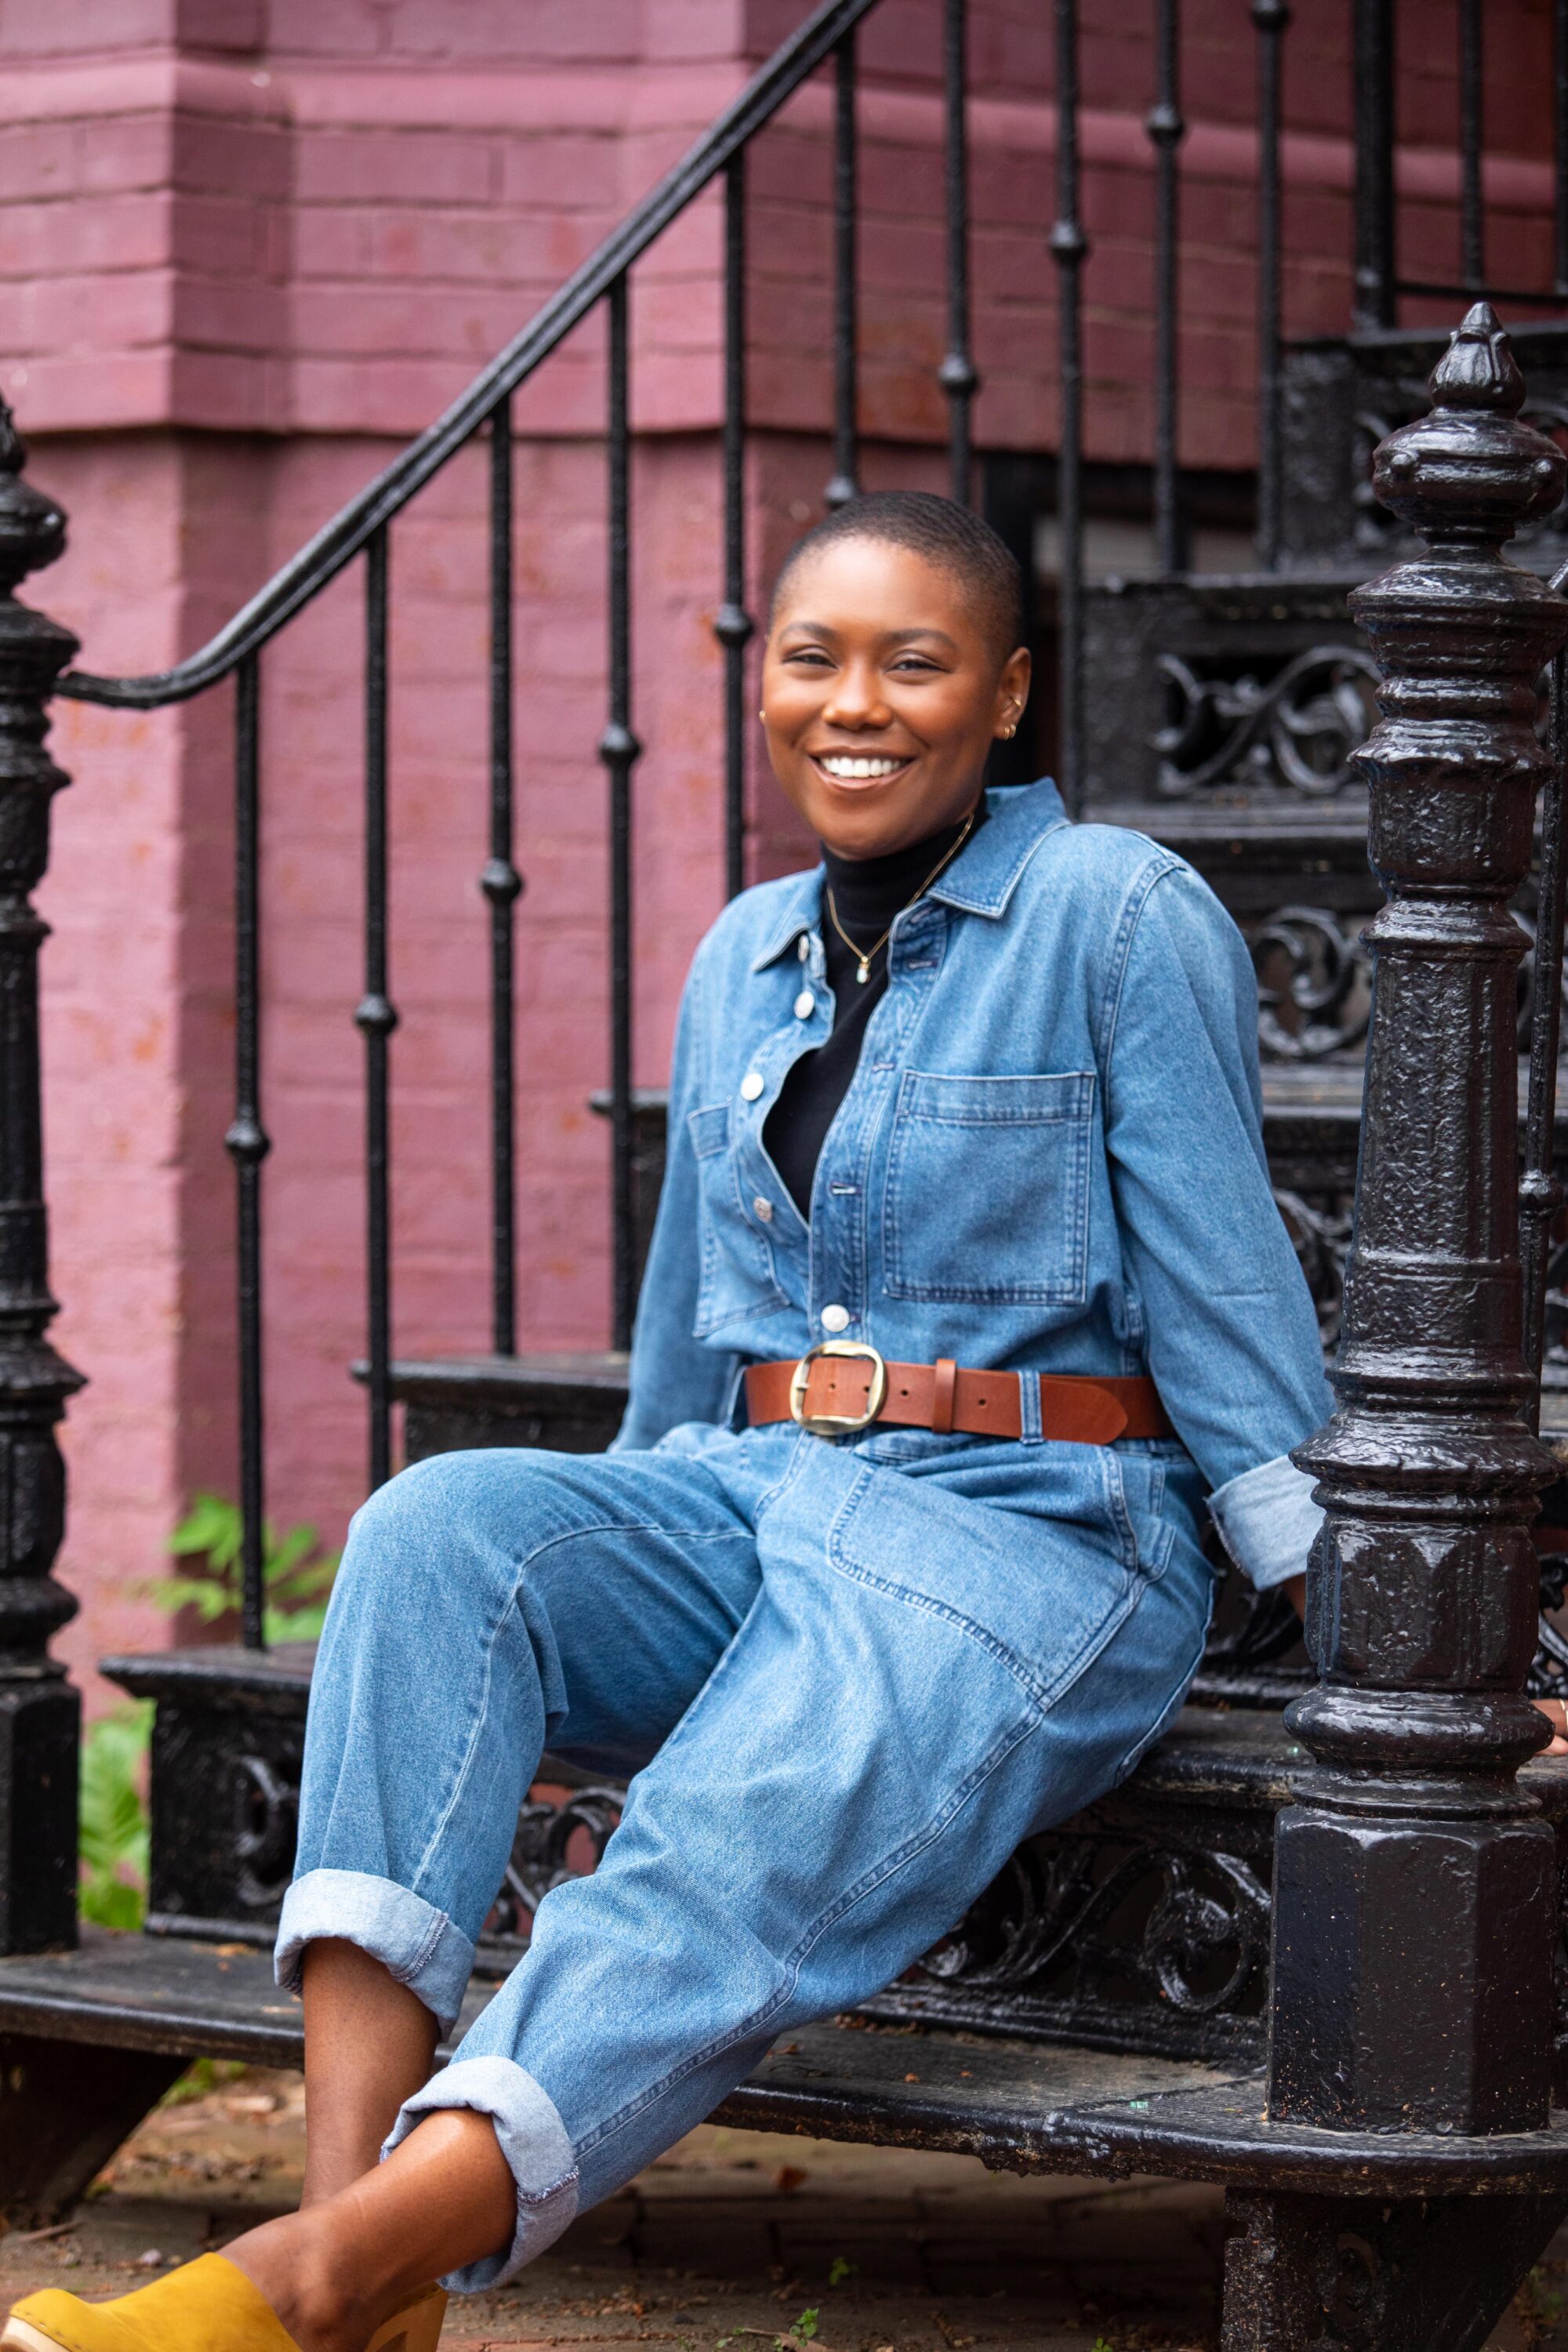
[688,1101,788,1337]
[881,1069,1095,1305]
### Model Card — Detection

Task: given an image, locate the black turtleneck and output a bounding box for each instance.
[764,800,986,1220]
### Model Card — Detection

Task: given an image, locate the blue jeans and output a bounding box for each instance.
[277,1421,1214,2290]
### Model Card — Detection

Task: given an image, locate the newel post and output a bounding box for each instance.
[0,401,84,1955]
[1272,306,1568,2130]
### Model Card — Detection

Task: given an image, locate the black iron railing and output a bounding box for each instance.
[27,0,1568,1657]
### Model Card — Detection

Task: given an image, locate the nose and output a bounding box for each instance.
[821,662,891,731]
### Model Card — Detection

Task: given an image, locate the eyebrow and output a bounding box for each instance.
[779,621,962,653]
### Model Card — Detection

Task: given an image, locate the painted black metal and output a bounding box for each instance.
[715,152,753,905]
[227,654,268,1647]
[1251,1,1289,573]
[0,404,84,1957]
[1276,308,1568,2136]
[1523,617,1568,1425]
[356,526,397,1496]
[1050,0,1086,816]
[0,2033,184,2228]
[1219,2187,1568,2352]
[824,31,860,512]
[1459,0,1485,293]
[1148,0,1185,578]
[1351,0,1396,331]
[1558,0,1568,298]
[939,0,977,509]
[485,395,523,1358]
[54,0,884,712]
[600,275,641,1353]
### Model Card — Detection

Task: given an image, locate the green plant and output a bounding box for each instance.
[78,1701,151,1929]
[826,2259,857,2288]
[153,1492,339,1643]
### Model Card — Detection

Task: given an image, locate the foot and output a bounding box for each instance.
[221,2208,412,2352]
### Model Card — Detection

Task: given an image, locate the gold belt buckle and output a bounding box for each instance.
[788,1339,888,1437]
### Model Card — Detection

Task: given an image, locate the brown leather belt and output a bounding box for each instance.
[744,1342,1172,1443]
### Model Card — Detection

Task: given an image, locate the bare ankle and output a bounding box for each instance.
[223,2209,382,2352]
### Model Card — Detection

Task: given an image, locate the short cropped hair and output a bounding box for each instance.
[768,490,1025,664]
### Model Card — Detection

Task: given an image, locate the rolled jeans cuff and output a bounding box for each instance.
[274,1867,475,2034]
[1209,1451,1323,1592]
[384,2056,579,2291]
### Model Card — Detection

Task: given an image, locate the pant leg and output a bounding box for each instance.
[276,1438,771,2033]
[390,1432,1214,2291]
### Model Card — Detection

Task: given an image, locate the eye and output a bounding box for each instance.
[889,652,942,674]
[783,646,833,668]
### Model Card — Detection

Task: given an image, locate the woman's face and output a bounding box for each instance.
[760,537,1030,859]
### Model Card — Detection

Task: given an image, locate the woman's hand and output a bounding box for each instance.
[1534,1697,1568,1755]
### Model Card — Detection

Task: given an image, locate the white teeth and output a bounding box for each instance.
[818,754,905,780]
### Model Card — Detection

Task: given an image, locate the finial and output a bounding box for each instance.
[0,396,65,595]
[1428,300,1526,416]
[1369,306,1563,548]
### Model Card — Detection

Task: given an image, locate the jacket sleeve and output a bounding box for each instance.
[1102,861,1333,1588]
[612,949,739,1453]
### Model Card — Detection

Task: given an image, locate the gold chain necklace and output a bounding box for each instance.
[824,806,978,985]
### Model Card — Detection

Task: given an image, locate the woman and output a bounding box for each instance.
[5,493,1329,2352]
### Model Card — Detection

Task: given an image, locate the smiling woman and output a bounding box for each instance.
[3,493,1335,2352]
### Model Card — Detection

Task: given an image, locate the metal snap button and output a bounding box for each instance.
[741,1072,764,1101]
[793,990,815,1019]
[820,1302,851,1333]
[753,1196,774,1222]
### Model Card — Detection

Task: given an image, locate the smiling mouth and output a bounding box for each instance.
[809,751,915,784]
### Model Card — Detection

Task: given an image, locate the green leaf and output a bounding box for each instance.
[789,2311,818,2343]
[826,2259,857,2288]
[78,1702,151,1932]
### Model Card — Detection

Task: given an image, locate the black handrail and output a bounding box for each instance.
[56,0,883,712]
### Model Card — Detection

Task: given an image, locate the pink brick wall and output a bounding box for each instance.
[3,0,1558,1697]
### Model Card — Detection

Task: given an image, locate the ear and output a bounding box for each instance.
[994,644,1032,735]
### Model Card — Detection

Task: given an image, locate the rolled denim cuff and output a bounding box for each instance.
[384,2056,579,2291]
[1209,1452,1323,1592]
[274,1867,475,2034]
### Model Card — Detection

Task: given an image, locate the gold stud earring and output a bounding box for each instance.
[757,709,767,723]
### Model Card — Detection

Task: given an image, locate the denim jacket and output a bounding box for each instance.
[615,779,1331,1590]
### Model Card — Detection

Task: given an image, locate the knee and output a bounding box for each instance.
[337,1450,506,1601]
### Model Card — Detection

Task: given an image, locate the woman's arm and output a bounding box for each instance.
[1103,861,1334,1590]
[612,957,739,1453]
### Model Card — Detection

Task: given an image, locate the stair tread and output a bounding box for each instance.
[8,1929,1568,2193]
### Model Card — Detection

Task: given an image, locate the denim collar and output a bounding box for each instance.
[750,777,1068,972]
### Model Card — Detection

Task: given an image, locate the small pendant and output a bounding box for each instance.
[856,960,871,985]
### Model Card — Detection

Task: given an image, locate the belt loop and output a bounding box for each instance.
[931,1356,957,1436]
[1018,1370,1043,1442]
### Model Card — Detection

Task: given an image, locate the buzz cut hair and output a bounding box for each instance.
[768,490,1026,665]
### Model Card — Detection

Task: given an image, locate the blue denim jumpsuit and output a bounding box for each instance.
[278,780,1331,2286]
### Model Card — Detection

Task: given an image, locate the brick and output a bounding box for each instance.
[297,129,495,205]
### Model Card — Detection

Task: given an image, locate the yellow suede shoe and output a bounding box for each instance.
[1,2256,445,2352]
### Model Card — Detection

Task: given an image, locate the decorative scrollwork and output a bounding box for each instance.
[234,1753,299,1911]
[1273,1185,1354,1348]
[1253,907,1371,1063]
[485,1784,623,1943]
[914,1838,1271,2021]
[1153,646,1378,799]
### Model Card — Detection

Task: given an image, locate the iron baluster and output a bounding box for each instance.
[1252,0,1289,574]
[484,396,523,1358]
[1459,0,1484,292]
[715,152,753,904]
[825,28,860,510]
[1149,0,1185,578]
[1522,588,1568,1425]
[600,275,641,1352]
[939,0,978,508]
[1558,0,1568,296]
[1051,0,1087,815]
[1352,0,1396,331]
[226,653,269,1647]
[56,0,884,713]
[357,526,397,1494]
[0,404,84,1955]
[1279,307,1568,2132]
